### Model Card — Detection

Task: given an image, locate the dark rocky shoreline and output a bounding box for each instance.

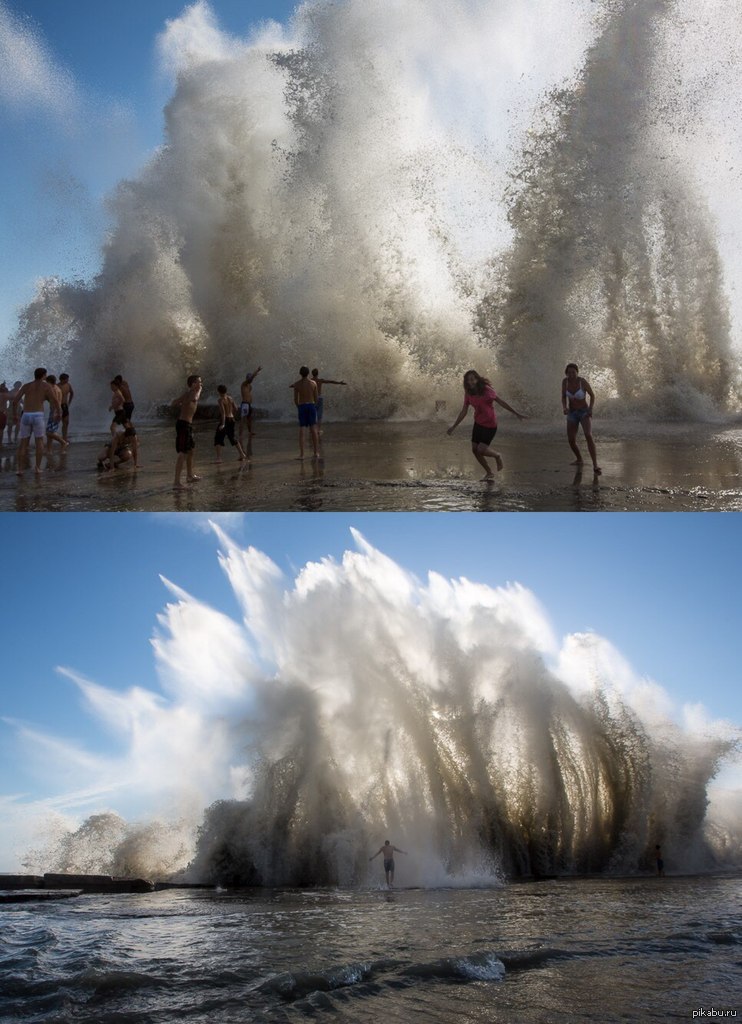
[0,873,212,902]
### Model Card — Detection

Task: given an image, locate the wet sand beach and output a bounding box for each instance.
[1,419,741,512]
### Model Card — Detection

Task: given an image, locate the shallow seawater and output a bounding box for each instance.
[1,420,741,512]
[1,876,740,1023]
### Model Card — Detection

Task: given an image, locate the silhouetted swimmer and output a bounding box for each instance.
[171,374,202,488]
[311,368,347,427]
[214,385,247,463]
[370,840,407,887]
[655,844,665,877]
[562,363,601,474]
[448,369,527,479]
[291,366,320,459]
[239,366,262,444]
[15,368,62,475]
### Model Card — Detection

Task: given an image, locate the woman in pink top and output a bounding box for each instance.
[447,369,527,478]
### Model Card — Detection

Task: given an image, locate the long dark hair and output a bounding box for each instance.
[463,370,491,396]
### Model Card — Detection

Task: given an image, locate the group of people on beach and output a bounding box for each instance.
[1,369,74,474]
[447,363,600,478]
[168,365,348,488]
[2,360,599,484]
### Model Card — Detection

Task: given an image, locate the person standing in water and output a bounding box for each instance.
[214,384,247,463]
[291,366,320,459]
[562,363,601,475]
[311,368,347,428]
[171,374,203,488]
[15,368,62,475]
[447,369,527,479]
[58,373,74,442]
[113,375,135,425]
[239,366,262,445]
[370,840,407,888]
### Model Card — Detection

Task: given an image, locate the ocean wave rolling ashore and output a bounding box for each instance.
[0,878,739,1023]
[0,419,741,511]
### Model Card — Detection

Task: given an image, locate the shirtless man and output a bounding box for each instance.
[15,368,62,474]
[8,381,23,444]
[58,373,74,441]
[214,384,247,463]
[290,366,319,459]
[109,380,127,436]
[44,375,69,454]
[171,374,202,488]
[239,366,262,444]
[311,368,347,428]
[113,375,134,423]
[370,840,407,888]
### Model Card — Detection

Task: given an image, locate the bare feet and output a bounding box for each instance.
[494,454,503,472]
[570,459,584,466]
[481,472,495,481]
[187,474,201,482]
[593,466,602,475]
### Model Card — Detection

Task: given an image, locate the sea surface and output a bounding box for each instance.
[1,420,742,512]
[1,876,740,1023]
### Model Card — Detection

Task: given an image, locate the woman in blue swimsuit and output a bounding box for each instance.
[562,363,601,474]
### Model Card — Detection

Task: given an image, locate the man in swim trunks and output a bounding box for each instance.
[7,381,23,444]
[311,368,347,429]
[171,374,202,488]
[44,375,69,455]
[214,384,247,463]
[369,840,407,888]
[15,368,62,474]
[113,375,135,424]
[290,366,320,459]
[58,373,74,441]
[109,380,127,436]
[239,365,262,445]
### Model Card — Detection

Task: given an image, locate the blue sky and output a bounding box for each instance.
[0,0,298,350]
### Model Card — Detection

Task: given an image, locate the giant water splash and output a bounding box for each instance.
[20,528,740,885]
[7,0,741,418]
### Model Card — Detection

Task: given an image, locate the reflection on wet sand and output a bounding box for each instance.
[1,420,740,512]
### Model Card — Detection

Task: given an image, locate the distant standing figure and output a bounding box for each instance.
[171,374,203,488]
[447,369,527,479]
[15,368,62,475]
[113,375,135,424]
[58,373,74,441]
[8,381,23,444]
[562,363,601,475]
[655,844,665,877]
[214,385,247,463]
[370,840,407,888]
[239,366,262,444]
[44,375,69,453]
[291,366,319,459]
[311,368,347,426]
[0,383,9,443]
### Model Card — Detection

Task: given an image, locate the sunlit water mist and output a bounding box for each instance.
[6,0,741,420]
[18,528,741,886]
